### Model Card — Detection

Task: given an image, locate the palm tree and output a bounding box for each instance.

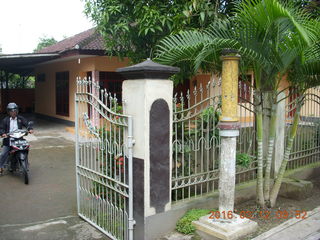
[155,0,320,207]
[269,41,320,206]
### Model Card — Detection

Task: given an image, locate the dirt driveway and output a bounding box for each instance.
[0,117,108,240]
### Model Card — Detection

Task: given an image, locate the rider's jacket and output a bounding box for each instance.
[0,116,32,146]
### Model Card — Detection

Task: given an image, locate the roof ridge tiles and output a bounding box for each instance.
[36,27,105,54]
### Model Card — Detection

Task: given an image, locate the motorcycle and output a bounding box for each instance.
[5,129,31,184]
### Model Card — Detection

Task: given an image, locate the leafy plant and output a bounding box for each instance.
[198,104,221,141]
[84,0,237,64]
[176,209,214,235]
[236,153,252,168]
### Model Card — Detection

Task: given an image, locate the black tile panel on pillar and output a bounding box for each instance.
[150,99,170,213]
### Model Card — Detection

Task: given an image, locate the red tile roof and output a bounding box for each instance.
[36,28,105,54]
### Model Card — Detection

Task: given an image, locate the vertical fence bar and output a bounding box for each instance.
[75,90,80,216]
[127,116,135,240]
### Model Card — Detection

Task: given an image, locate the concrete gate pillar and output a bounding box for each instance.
[117,59,179,240]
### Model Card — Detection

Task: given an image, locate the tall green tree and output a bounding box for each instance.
[83,0,239,63]
[155,0,320,207]
[34,36,57,52]
[269,41,320,206]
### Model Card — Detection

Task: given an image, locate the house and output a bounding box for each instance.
[0,28,318,126]
[0,28,129,125]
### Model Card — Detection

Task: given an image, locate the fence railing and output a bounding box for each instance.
[237,81,257,184]
[172,81,320,204]
[172,78,258,203]
[172,80,221,203]
[286,87,320,170]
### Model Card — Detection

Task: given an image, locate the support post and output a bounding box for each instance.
[218,53,241,214]
[117,59,179,240]
[193,51,258,240]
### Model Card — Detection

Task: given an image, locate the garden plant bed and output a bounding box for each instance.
[236,176,320,240]
[162,176,320,240]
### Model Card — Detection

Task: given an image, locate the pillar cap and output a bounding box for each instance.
[220,49,240,61]
[116,58,180,80]
[221,48,238,55]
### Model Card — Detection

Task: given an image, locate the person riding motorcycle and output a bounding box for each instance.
[0,103,33,174]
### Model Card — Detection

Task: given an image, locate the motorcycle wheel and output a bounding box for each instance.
[20,160,29,185]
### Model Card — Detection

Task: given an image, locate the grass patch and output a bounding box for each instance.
[176,209,215,234]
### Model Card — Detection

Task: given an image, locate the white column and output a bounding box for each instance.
[219,131,238,213]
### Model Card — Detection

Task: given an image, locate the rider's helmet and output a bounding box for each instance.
[7,102,19,114]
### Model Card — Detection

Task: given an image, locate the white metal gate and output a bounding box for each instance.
[75,78,134,240]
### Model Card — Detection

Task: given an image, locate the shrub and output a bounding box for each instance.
[236,153,252,168]
[176,209,213,234]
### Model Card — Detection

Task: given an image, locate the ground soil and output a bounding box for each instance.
[163,176,320,240]
[235,176,320,240]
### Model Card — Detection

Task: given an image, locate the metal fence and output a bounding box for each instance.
[237,81,257,184]
[172,78,257,203]
[172,80,221,203]
[75,78,134,240]
[286,87,320,170]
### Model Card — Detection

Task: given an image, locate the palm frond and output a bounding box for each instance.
[155,30,209,66]
[155,0,320,89]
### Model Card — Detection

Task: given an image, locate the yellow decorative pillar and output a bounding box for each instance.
[193,51,257,239]
[220,55,240,122]
[218,53,240,215]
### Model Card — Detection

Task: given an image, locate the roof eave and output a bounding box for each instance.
[0,53,60,59]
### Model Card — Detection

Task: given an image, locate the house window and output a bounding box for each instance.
[238,75,252,103]
[99,72,124,102]
[56,71,69,116]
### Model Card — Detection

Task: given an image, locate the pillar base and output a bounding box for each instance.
[192,214,258,240]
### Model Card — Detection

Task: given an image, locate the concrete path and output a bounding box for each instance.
[253,206,320,240]
[0,116,108,240]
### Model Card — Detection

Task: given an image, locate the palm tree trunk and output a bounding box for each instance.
[269,104,301,207]
[263,100,277,203]
[255,92,265,208]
